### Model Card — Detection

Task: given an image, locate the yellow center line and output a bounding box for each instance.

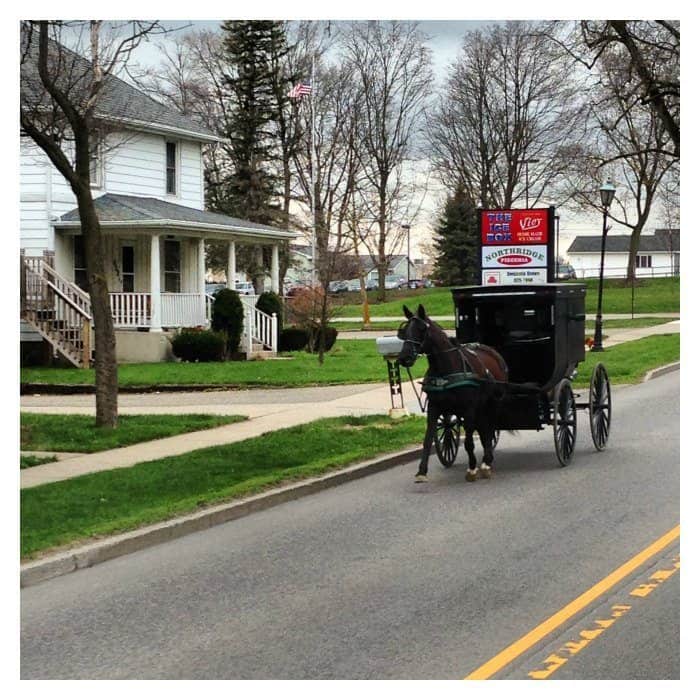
[464,524,680,680]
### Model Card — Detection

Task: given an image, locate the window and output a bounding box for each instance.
[121,245,135,293]
[636,254,652,269]
[73,237,88,291]
[164,239,181,292]
[89,134,103,188]
[166,141,177,194]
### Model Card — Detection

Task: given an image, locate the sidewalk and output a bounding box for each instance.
[20,320,679,490]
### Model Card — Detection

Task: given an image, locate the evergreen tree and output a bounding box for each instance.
[433,184,480,286]
[206,21,290,289]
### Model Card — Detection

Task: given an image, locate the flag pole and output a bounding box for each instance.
[310,54,316,288]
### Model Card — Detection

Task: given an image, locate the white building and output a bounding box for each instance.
[20,34,295,365]
[566,229,680,279]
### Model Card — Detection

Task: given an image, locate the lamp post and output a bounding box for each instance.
[402,223,411,281]
[591,179,616,352]
[554,213,560,278]
[519,158,540,208]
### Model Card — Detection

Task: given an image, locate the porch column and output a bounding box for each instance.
[198,237,207,324]
[227,241,237,289]
[149,234,162,331]
[271,243,280,294]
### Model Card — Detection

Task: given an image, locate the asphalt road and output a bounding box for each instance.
[20,372,680,680]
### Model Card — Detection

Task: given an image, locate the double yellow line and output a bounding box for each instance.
[465,525,680,680]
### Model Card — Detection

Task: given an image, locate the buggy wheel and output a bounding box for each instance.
[553,379,577,467]
[589,363,611,451]
[435,414,460,467]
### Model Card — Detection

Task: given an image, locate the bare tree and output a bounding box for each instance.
[430,21,585,210]
[562,47,676,281]
[20,20,169,427]
[342,21,433,301]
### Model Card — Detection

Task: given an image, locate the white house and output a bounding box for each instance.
[20,34,296,366]
[566,229,680,279]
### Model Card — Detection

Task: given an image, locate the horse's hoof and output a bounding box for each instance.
[480,464,492,479]
[465,468,479,482]
[414,474,428,483]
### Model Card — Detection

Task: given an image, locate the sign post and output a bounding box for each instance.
[478,206,556,285]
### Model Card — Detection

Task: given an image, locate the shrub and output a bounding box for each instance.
[211,289,244,356]
[256,291,283,319]
[279,326,310,352]
[310,325,338,352]
[171,328,226,362]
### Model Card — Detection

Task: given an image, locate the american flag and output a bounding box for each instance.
[288,82,312,99]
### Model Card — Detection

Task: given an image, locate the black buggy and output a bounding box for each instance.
[431,283,611,467]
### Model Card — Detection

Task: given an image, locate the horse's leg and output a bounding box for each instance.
[415,402,438,483]
[464,424,479,482]
[477,423,495,479]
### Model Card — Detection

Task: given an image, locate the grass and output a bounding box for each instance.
[571,333,679,388]
[330,316,678,333]
[334,277,680,317]
[20,455,58,469]
[20,414,426,558]
[20,414,246,453]
[20,341,430,388]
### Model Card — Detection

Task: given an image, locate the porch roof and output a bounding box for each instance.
[54,194,298,242]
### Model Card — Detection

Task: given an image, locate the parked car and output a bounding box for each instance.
[556,264,577,281]
[406,279,427,290]
[329,280,349,294]
[385,275,403,290]
[365,278,379,291]
[346,278,361,292]
[205,282,226,296]
[235,281,255,295]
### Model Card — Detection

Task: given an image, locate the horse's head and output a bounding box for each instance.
[397,304,431,367]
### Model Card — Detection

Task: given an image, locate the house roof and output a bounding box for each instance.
[567,229,680,254]
[357,254,408,272]
[20,28,219,143]
[55,194,297,241]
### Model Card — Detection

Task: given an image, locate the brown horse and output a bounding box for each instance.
[397,304,509,483]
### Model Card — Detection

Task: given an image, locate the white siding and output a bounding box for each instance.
[20,130,208,255]
[179,140,204,208]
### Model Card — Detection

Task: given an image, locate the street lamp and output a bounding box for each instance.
[591,179,617,352]
[554,213,560,278]
[520,158,540,208]
[402,223,411,281]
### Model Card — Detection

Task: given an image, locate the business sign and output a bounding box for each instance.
[478,206,555,285]
[481,209,550,245]
[482,245,548,269]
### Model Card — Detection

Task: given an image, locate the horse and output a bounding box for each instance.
[397,304,509,483]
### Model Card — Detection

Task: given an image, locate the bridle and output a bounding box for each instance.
[397,317,431,356]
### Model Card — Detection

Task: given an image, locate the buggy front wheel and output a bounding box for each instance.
[435,414,460,467]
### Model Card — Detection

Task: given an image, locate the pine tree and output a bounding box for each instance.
[206,21,290,289]
[433,184,480,286]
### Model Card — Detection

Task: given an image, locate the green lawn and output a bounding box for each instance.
[21,414,426,558]
[20,341,430,388]
[571,334,679,388]
[20,455,57,469]
[20,414,246,453]
[331,316,678,333]
[335,277,680,318]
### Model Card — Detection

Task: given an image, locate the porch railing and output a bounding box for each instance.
[109,293,151,327]
[162,293,206,328]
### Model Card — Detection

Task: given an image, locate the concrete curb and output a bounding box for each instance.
[644,361,680,382]
[20,445,423,588]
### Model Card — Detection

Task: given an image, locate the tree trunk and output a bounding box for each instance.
[76,184,119,427]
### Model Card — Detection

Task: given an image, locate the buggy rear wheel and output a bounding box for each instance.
[553,379,577,467]
[435,414,460,467]
[589,363,611,451]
